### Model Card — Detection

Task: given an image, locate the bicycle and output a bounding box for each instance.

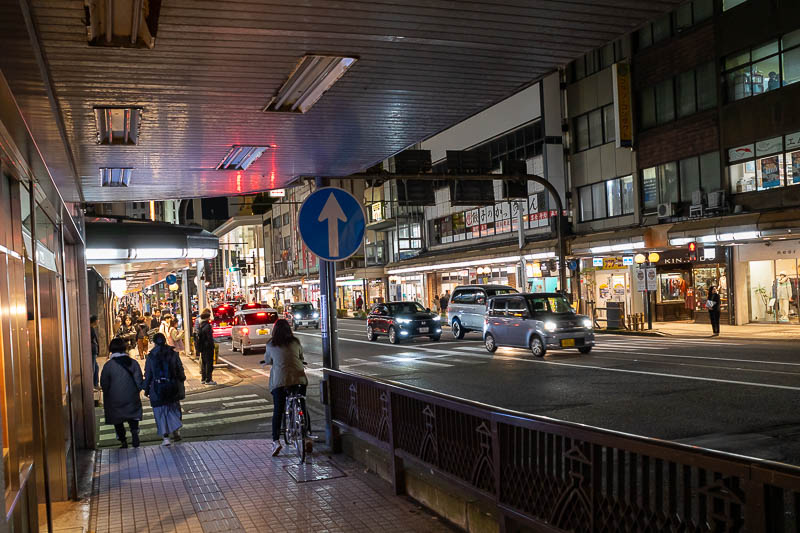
[283,385,310,463]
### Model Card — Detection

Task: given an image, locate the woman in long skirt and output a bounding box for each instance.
[143,333,186,446]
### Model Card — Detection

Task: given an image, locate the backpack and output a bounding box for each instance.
[153,350,179,402]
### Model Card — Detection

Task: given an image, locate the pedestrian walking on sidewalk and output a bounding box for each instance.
[116,315,137,355]
[706,286,721,337]
[440,290,450,313]
[149,309,161,330]
[135,317,149,359]
[196,312,216,385]
[143,333,186,446]
[100,337,143,448]
[167,317,185,355]
[263,319,309,457]
[91,315,100,389]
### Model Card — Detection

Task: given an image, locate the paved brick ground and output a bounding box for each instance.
[89,440,451,533]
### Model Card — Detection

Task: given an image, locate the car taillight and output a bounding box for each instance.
[242,327,249,335]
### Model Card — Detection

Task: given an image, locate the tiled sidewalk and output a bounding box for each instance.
[89,440,451,533]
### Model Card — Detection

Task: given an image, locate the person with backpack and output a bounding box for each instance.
[143,333,186,446]
[100,337,144,448]
[196,312,216,385]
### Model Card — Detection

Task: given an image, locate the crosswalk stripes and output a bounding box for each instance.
[97,394,272,446]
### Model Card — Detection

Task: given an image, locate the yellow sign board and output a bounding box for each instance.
[613,63,633,148]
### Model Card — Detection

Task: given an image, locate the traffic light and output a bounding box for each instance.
[688,241,697,261]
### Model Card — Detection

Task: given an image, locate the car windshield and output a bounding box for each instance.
[525,295,574,314]
[293,304,313,312]
[486,288,518,297]
[243,312,278,325]
[214,306,235,320]
[387,302,426,315]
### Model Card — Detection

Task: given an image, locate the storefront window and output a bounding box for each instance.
[727,132,800,192]
[748,259,799,323]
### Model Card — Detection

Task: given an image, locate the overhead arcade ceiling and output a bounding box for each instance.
[0,0,686,203]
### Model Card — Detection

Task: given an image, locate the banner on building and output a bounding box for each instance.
[612,62,633,148]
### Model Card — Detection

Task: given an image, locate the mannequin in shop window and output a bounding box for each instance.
[773,271,795,323]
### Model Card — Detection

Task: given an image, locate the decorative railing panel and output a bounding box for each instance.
[326,371,800,533]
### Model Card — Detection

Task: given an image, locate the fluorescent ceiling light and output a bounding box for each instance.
[387,255,522,275]
[264,55,358,114]
[217,146,269,171]
[186,248,218,259]
[94,107,142,145]
[524,252,556,260]
[669,238,694,246]
[100,168,133,187]
[133,248,184,260]
[732,231,759,240]
[699,235,718,243]
[86,248,129,260]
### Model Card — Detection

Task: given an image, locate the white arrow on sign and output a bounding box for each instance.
[318,192,348,257]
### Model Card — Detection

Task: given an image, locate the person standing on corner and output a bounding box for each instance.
[100,337,143,448]
[143,333,186,446]
[90,315,100,390]
[262,318,309,457]
[439,290,450,313]
[706,286,721,337]
[196,312,216,386]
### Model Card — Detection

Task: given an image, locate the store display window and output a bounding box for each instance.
[657,272,688,303]
[692,266,728,312]
[728,132,800,193]
[748,259,799,323]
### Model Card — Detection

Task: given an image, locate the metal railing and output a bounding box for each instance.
[325,370,800,532]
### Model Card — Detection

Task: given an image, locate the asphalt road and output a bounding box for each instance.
[217,319,800,466]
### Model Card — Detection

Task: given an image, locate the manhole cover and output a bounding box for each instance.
[285,461,346,483]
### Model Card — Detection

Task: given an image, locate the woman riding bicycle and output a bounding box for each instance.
[263,318,308,456]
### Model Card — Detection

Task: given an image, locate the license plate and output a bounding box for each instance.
[418,327,429,333]
[561,338,576,347]
[220,322,227,327]
[257,329,268,335]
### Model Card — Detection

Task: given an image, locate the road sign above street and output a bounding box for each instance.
[165,273,177,285]
[298,187,366,261]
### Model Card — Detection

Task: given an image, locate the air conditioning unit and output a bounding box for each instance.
[657,203,675,218]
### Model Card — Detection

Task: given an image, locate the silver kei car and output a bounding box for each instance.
[230,308,279,355]
[483,293,594,357]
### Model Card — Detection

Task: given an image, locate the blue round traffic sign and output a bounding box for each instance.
[298,187,366,261]
[165,273,177,285]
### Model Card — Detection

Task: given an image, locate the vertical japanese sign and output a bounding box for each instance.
[613,62,633,148]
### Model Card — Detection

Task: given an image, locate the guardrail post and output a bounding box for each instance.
[744,470,767,533]
[491,418,509,533]
[386,390,405,495]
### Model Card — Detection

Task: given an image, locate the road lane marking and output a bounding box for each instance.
[100,407,272,434]
[218,356,247,371]
[508,357,800,391]
[377,355,451,367]
[593,355,800,376]
[590,349,800,366]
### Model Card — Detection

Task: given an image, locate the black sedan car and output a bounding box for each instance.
[367,301,443,343]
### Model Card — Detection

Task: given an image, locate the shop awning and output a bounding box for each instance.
[213,215,267,237]
[667,214,760,245]
[756,210,800,236]
[570,228,647,255]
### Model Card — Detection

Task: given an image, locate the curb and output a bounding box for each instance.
[597,329,669,337]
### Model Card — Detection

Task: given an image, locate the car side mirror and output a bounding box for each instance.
[426,307,431,312]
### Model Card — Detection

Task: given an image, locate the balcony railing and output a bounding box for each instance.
[325,370,800,532]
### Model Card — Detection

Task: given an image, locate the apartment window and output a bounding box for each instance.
[637,0,713,50]
[641,152,721,212]
[282,213,289,225]
[273,216,281,229]
[578,175,634,221]
[639,62,716,129]
[573,104,615,152]
[724,30,800,101]
[728,132,800,193]
[723,0,747,10]
[571,40,624,82]
[283,236,291,249]
[483,122,543,171]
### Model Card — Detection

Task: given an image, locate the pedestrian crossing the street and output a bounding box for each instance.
[97,394,273,447]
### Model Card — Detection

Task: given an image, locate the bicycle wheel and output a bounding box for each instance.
[283,400,292,446]
[293,403,305,462]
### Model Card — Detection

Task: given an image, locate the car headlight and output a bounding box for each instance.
[294,313,301,319]
[432,315,441,321]
[396,318,411,324]
[582,318,592,329]
[312,312,319,318]
[544,321,558,332]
